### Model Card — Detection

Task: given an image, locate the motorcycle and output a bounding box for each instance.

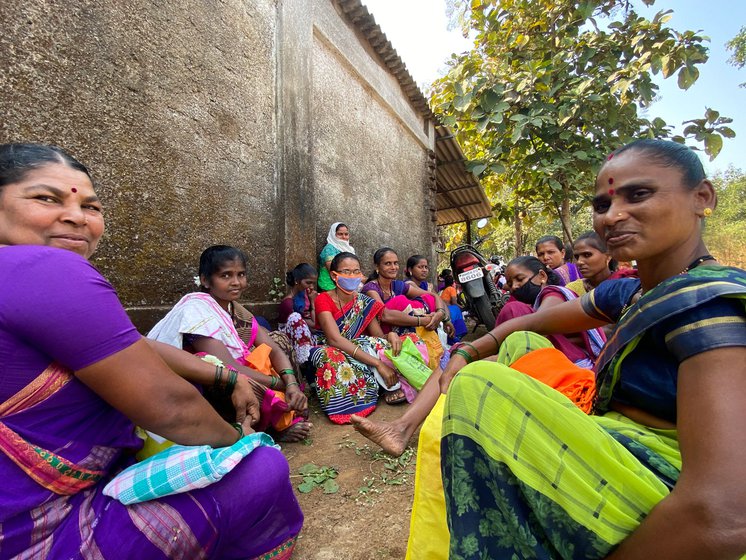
[450,245,509,330]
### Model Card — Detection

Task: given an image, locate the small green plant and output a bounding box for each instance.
[267,276,284,302]
[338,439,416,505]
[296,463,339,494]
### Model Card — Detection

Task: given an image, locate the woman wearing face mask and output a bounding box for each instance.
[498,256,605,368]
[309,252,405,423]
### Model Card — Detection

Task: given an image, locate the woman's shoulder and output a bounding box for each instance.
[319,243,340,258]
[1,245,96,276]
[361,280,379,293]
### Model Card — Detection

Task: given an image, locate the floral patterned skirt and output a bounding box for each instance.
[308,336,385,424]
[280,312,318,366]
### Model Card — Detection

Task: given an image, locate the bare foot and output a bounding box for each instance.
[277,421,313,443]
[350,414,409,457]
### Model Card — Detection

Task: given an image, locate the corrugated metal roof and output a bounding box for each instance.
[336,0,492,226]
[434,125,492,226]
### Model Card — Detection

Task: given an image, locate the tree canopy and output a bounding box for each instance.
[433,0,734,243]
[726,25,746,87]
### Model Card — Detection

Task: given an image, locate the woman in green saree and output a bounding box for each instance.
[437,139,746,559]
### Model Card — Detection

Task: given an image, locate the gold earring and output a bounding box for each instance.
[703,208,712,217]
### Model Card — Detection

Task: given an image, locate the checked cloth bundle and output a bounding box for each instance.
[104,432,278,505]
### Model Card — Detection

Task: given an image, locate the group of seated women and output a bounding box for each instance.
[284,241,455,423]
[3,138,746,559]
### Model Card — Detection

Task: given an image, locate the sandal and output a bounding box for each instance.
[384,389,407,405]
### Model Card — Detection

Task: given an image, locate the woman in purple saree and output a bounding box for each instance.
[0,144,302,559]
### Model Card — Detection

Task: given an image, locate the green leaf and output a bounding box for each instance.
[298,480,316,493]
[677,66,698,90]
[453,93,473,112]
[481,89,500,111]
[322,479,339,494]
[717,126,736,138]
[705,108,720,124]
[299,463,319,475]
[470,163,488,175]
[704,133,723,160]
[510,125,524,144]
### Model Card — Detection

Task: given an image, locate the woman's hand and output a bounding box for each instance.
[387,332,402,356]
[307,286,318,302]
[285,383,308,414]
[423,313,440,330]
[377,361,398,388]
[443,321,455,337]
[231,375,260,432]
[439,353,468,394]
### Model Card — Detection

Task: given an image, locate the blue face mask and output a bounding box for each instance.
[334,273,363,294]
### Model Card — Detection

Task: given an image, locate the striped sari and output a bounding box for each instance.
[441,266,746,559]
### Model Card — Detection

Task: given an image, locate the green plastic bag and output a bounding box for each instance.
[384,337,433,391]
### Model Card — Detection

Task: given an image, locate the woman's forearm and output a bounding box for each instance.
[381,307,419,327]
[605,490,746,559]
[76,339,239,448]
[146,338,217,385]
[326,333,380,368]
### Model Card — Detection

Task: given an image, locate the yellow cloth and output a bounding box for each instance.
[565,278,587,296]
[405,395,448,560]
[415,326,444,370]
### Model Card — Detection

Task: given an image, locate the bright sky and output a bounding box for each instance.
[362,0,744,173]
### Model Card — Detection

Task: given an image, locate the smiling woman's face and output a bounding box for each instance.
[592,150,706,265]
[0,163,104,258]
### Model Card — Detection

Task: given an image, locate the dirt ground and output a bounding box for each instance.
[282,398,420,560]
[281,326,484,560]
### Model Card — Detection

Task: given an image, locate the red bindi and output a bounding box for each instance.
[608,188,615,195]
[608,177,614,185]
[607,153,614,161]
[71,187,78,193]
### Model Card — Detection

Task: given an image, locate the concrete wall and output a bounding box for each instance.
[0,0,436,330]
[311,0,436,276]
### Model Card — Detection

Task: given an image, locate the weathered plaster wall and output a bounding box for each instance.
[0,0,437,330]
[311,1,436,278]
[0,0,279,328]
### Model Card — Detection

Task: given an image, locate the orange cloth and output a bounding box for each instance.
[440,285,457,304]
[510,347,596,414]
[243,343,296,431]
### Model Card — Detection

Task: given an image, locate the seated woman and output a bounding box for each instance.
[565,230,615,296]
[311,252,419,420]
[363,248,453,388]
[498,255,605,368]
[148,245,312,442]
[437,139,746,559]
[0,143,302,558]
[362,247,448,333]
[438,274,458,305]
[318,222,354,292]
[278,263,319,367]
[404,254,435,293]
[535,234,580,286]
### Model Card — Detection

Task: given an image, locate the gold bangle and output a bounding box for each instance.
[352,346,360,359]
